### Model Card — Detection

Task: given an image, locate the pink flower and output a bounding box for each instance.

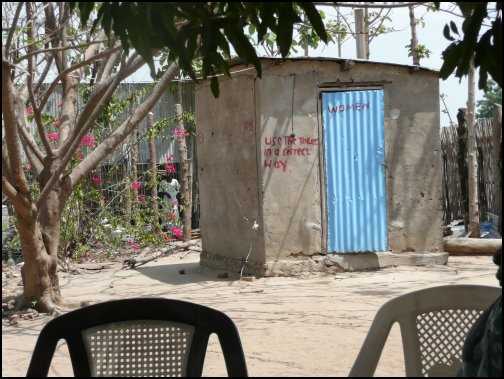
[26,106,34,116]
[171,226,183,240]
[80,134,96,148]
[91,175,102,186]
[164,163,177,174]
[127,240,140,252]
[47,132,60,142]
[131,181,142,191]
[172,128,188,139]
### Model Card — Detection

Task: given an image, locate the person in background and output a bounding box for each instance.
[458,247,502,377]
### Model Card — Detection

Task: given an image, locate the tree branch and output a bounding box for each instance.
[16,116,45,164]
[26,2,54,156]
[58,52,144,160]
[1,175,33,218]
[14,40,110,63]
[369,9,393,42]
[38,45,122,113]
[69,62,180,188]
[2,61,31,196]
[35,54,135,210]
[2,144,14,184]
[314,2,427,9]
[34,55,53,95]
[19,134,44,177]
[4,2,24,54]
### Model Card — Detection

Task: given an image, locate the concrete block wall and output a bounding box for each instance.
[196,58,443,275]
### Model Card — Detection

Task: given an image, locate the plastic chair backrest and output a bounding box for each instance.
[26,298,248,377]
[349,285,501,377]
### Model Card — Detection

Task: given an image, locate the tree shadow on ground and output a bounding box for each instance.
[135,261,240,285]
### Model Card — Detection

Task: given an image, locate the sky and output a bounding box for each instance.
[123,4,489,128]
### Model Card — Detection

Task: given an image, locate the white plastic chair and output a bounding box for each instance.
[349,285,501,377]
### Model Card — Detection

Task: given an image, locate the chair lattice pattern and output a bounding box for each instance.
[82,320,195,377]
[416,308,484,377]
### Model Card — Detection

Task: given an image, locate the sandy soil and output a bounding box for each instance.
[1,253,500,377]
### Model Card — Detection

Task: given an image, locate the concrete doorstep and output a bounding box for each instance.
[264,252,449,276]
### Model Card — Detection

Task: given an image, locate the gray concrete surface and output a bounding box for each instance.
[2,254,500,377]
[196,58,443,274]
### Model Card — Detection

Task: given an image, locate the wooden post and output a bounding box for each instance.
[355,9,368,59]
[147,112,159,231]
[131,129,140,222]
[457,108,469,231]
[466,57,480,237]
[494,105,502,233]
[175,102,192,241]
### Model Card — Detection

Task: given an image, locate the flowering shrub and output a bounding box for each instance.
[131,181,142,191]
[164,163,177,173]
[80,134,96,148]
[172,127,188,139]
[127,240,141,252]
[47,132,60,142]
[91,175,102,186]
[171,226,183,240]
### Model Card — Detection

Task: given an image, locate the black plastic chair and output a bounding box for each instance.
[26,298,248,377]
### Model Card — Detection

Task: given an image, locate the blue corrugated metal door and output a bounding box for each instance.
[322,89,387,253]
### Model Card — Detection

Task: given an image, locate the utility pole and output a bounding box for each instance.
[336,6,342,57]
[409,5,420,65]
[364,7,370,59]
[355,9,368,59]
[466,57,480,237]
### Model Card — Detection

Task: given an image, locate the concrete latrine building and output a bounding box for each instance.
[195,57,447,276]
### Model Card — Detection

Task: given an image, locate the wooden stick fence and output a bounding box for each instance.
[441,117,501,225]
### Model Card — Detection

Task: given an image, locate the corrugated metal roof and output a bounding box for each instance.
[223,56,439,76]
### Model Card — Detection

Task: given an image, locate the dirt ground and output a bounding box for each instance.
[1,252,500,377]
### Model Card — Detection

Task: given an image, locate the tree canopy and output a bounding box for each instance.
[477,79,502,118]
[439,2,502,89]
[71,2,328,96]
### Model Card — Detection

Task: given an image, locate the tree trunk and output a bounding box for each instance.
[409,5,420,65]
[175,103,192,241]
[16,175,67,313]
[466,57,480,237]
[147,112,159,230]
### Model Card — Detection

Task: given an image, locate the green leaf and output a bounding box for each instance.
[450,21,459,36]
[223,22,262,77]
[78,3,95,26]
[276,4,298,57]
[443,24,455,41]
[439,42,461,80]
[298,3,328,44]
